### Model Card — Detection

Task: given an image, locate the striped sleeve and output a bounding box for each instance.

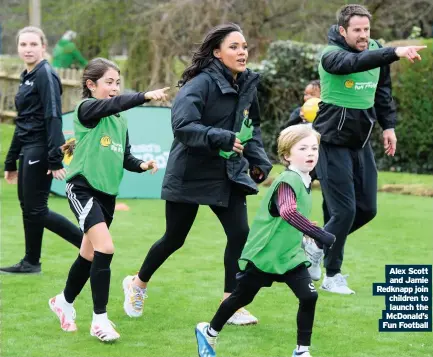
[277,183,335,247]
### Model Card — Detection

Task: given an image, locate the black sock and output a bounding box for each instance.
[64,254,92,303]
[326,270,340,277]
[90,251,113,314]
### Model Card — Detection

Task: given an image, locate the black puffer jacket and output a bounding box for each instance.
[161,60,272,207]
[313,25,399,149]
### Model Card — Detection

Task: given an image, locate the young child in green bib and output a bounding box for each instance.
[48,58,169,342]
[195,124,335,357]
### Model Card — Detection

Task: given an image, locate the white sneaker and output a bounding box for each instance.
[292,349,313,357]
[48,293,77,332]
[227,307,258,325]
[321,273,355,295]
[122,275,147,317]
[304,240,324,281]
[90,313,120,342]
[195,322,217,357]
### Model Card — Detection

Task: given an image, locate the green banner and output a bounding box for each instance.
[51,106,172,198]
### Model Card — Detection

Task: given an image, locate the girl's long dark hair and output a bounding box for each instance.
[178,23,242,87]
[62,58,120,155]
[81,57,120,98]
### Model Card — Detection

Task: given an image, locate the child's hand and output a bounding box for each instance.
[144,87,170,102]
[48,168,67,180]
[140,160,158,174]
[303,235,314,244]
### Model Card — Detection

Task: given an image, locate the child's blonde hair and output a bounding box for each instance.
[278,125,321,167]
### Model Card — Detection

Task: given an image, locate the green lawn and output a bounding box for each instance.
[0,122,432,357]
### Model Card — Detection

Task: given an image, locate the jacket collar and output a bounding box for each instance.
[21,59,47,80]
[202,59,259,95]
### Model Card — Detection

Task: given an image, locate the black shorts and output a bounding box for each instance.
[65,176,116,233]
[236,262,311,288]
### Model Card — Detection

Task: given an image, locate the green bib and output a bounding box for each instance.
[66,99,128,195]
[239,170,312,274]
[319,39,380,109]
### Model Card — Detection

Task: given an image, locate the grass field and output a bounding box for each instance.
[0,123,432,357]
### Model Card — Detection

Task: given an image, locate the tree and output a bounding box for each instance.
[2,0,432,89]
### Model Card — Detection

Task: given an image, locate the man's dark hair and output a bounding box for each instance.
[337,4,372,29]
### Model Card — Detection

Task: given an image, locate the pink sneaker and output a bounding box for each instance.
[90,313,120,342]
[48,294,77,332]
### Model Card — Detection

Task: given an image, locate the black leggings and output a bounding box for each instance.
[138,193,249,293]
[210,264,318,346]
[18,146,82,264]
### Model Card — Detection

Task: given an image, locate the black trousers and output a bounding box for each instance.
[315,142,377,274]
[138,192,249,293]
[17,146,82,265]
[210,264,318,346]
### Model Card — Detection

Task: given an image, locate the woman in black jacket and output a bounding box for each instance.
[1,27,82,274]
[122,23,272,325]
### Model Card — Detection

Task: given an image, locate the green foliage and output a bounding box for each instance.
[126,30,152,91]
[371,39,433,173]
[252,41,324,159]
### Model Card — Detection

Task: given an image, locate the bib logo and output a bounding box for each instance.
[110,142,124,153]
[345,79,355,88]
[100,136,111,147]
[355,82,377,90]
[243,108,249,119]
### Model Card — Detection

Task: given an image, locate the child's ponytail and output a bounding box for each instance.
[61,139,76,156]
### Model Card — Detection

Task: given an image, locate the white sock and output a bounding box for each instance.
[58,292,73,306]
[296,345,309,353]
[206,326,218,337]
[93,312,108,322]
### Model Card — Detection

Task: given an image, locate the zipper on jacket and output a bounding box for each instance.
[337,107,347,131]
[362,119,374,148]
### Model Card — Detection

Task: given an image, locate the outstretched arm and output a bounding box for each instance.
[322,44,426,75]
[277,183,335,247]
[321,46,399,75]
